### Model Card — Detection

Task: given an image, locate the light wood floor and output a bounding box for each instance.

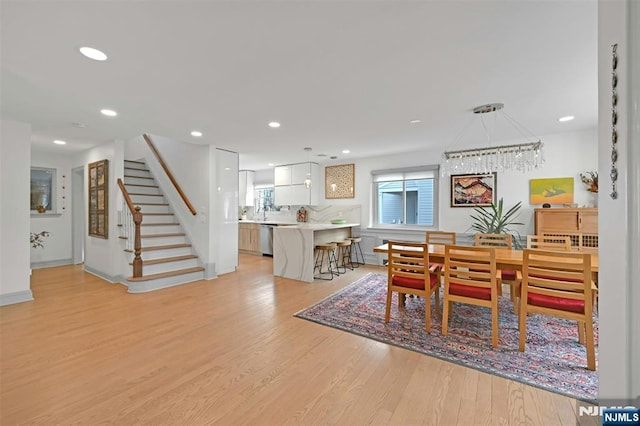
[1,255,597,425]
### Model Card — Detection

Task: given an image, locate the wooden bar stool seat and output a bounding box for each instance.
[334,240,353,274]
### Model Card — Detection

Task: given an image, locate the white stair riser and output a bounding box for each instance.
[125,185,162,195]
[141,214,175,224]
[141,235,187,246]
[137,204,171,214]
[140,224,181,234]
[125,176,156,186]
[130,194,166,204]
[126,271,205,293]
[141,258,200,275]
[139,247,193,260]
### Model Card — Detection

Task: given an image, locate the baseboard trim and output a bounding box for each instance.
[30,258,73,269]
[83,265,119,284]
[204,262,217,280]
[0,290,34,306]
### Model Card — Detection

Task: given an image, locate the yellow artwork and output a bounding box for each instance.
[530,177,574,205]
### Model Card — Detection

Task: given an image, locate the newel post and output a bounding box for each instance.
[132,206,143,278]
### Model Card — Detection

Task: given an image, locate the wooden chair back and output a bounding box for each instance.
[475,233,512,249]
[426,231,456,245]
[442,245,500,348]
[519,249,595,370]
[527,235,571,251]
[386,241,440,332]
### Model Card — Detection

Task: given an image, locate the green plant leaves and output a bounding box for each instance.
[468,198,524,249]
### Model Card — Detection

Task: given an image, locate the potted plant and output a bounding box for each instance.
[30,231,50,248]
[469,198,524,249]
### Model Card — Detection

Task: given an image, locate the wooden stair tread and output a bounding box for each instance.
[141,222,180,226]
[127,266,204,282]
[136,202,169,206]
[124,160,146,165]
[124,174,154,179]
[125,183,159,188]
[141,233,185,238]
[130,254,198,266]
[129,192,164,196]
[142,213,174,216]
[124,243,191,253]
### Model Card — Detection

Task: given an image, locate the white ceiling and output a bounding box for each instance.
[1,1,597,171]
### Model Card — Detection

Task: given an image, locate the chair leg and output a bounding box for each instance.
[442,299,450,336]
[519,305,527,352]
[585,319,596,371]
[385,289,392,324]
[491,299,499,349]
[434,285,441,316]
[425,294,431,332]
[578,321,586,345]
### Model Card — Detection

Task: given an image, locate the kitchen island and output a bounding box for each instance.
[273,223,360,282]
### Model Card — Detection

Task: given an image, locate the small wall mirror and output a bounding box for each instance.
[31,167,56,212]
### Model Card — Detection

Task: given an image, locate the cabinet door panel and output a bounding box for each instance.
[274,166,291,186]
[291,163,310,185]
[537,210,579,232]
[580,211,598,233]
[291,184,310,205]
[274,186,292,206]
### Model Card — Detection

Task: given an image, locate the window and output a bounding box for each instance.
[30,167,56,212]
[372,165,438,227]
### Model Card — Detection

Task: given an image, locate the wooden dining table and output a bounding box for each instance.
[373,243,599,273]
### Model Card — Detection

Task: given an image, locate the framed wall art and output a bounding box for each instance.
[529,177,574,205]
[88,159,108,238]
[450,172,497,207]
[325,163,355,199]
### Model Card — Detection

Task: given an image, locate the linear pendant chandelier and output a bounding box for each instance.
[441,103,544,176]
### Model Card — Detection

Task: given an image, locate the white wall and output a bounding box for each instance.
[322,128,597,236]
[73,140,127,281]
[212,148,239,275]
[30,150,73,267]
[597,0,638,401]
[0,120,32,305]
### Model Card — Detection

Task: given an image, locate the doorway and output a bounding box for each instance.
[72,166,85,264]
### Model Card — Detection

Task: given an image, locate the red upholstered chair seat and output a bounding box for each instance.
[449,283,492,300]
[527,292,585,313]
[393,274,439,290]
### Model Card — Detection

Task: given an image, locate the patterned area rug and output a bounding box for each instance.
[295,272,598,403]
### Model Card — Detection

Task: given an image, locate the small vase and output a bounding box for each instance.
[37,205,46,213]
[591,193,598,208]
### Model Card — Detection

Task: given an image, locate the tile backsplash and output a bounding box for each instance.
[241,204,361,224]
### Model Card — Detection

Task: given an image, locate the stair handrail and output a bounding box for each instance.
[143,133,197,215]
[117,178,143,278]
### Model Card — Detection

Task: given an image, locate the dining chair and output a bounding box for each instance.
[474,233,517,300]
[385,241,440,332]
[519,249,596,370]
[426,231,456,281]
[442,245,500,348]
[527,235,572,251]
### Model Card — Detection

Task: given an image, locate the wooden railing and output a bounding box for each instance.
[117,178,143,278]
[143,134,197,215]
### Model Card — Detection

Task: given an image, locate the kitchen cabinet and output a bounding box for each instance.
[273,162,320,206]
[534,208,598,250]
[239,170,255,207]
[238,223,261,255]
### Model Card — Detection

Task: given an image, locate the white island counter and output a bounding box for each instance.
[273,223,359,282]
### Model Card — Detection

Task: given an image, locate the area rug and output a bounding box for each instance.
[295,272,598,403]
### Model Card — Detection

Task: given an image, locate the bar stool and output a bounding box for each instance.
[348,236,365,267]
[314,243,339,280]
[334,240,354,274]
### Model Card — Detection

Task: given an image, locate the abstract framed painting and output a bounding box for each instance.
[450,172,497,207]
[529,177,574,205]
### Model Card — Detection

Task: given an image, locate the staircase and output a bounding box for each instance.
[119,160,205,292]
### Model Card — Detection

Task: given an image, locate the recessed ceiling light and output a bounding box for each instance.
[53,140,67,145]
[558,116,575,122]
[100,109,117,117]
[342,149,350,154]
[267,163,275,167]
[191,130,203,137]
[79,46,107,61]
[268,122,281,128]
[409,119,421,124]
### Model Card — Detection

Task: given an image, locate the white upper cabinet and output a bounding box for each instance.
[273,162,320,206]
[239,170,255,206]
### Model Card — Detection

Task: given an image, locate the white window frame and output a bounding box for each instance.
[371,165,439,229]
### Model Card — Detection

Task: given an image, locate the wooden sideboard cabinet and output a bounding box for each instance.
[534,208,598,250]
[238,223,261,255]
